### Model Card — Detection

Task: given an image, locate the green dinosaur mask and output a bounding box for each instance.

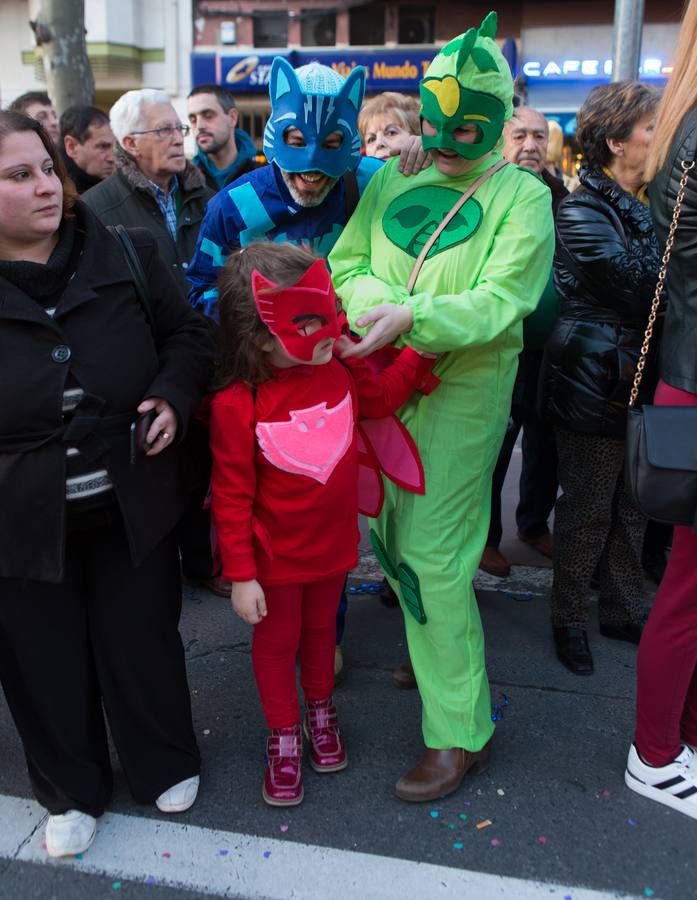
[420,11,514,161]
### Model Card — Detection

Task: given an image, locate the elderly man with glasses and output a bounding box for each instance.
[83,89,213,294]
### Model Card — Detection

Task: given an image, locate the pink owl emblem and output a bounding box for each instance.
[256,392,354,483]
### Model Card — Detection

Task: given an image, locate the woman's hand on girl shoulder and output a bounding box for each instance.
[231,580,267,625]
[339,304,414,358]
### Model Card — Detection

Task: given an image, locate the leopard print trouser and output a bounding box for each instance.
[550,428,648,629]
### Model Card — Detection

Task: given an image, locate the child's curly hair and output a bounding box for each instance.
[212,241,324,391]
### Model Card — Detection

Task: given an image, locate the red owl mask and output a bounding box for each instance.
[251,258,341,363]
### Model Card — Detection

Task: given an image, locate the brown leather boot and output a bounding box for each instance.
[479,546,511,578]
[395,740,492,802]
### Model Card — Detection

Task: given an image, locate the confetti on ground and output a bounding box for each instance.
[601,789,610,797]
[145,877,156,885]
[459,814,468,821]
[453,842,464,850]
[203,729,211,736]
[490,839,501,847]
[348,582,381,594]
[448,824,456,830]
[538,836,547,845]
[476,819,492,830]
[496,788,505,796]
[430,810,439,818]
[263,851,271,859]
[644,890,655,898]
[162,852,171,859]
[75,854,84,860]
[280,825,289,832]
[218,849,229,856]
[112,883,121,891]
[627,819,637,826]
[491,693,511,722]
[495,587,534,602]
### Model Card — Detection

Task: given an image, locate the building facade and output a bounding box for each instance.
[191,0,683,146]
[0,0,193,116]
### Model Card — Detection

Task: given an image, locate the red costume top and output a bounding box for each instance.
[210,348,433,586]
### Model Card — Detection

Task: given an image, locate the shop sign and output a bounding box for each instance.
[191,49,437,93]
[521,57,672,79]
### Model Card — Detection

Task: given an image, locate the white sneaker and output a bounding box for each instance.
[156,774,200,813]
[45,810,97,858]
[625,744,697,819]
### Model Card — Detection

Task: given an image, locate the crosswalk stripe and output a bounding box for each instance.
[0,793,630,899]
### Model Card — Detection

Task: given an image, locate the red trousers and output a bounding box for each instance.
[635,380,697,765]
[252,573,346,728]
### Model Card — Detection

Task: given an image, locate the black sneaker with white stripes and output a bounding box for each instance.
[625,744,697,819]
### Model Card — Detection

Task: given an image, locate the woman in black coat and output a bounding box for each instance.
[539,82,660,675]
[0,111,213,857]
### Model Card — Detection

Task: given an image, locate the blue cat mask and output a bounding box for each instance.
[263,58,366,179]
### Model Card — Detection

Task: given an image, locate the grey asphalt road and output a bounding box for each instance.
[0,447,692,900]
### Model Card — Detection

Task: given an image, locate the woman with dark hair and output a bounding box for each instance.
[624,0,697,819]
[540,81,660,675]
[0,112,213,856]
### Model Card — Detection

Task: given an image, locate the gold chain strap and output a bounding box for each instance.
[629,158,696,407]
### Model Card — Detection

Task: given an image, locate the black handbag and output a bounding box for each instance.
[625,158,697,529]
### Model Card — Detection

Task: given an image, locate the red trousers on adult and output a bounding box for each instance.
[635,379,697,765]
[253,573,346,728]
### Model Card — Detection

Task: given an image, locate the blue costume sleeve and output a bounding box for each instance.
[187,189,244,318]
[355,156,383,196]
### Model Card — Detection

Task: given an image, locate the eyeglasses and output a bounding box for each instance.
[130,124,190,140]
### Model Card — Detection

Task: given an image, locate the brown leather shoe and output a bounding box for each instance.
[518,531,553,559]
[479,546,511,578]
[391,660,417,690]
[395,740,492,802]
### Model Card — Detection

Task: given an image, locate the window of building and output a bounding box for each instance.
[349,3,385,45]
[398,5,434,44]
[253,11,289,48]
[301,10,337,46]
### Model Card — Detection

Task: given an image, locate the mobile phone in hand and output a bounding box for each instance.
[130,410,156,464]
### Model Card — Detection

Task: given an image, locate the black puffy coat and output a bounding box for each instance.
[649,106,697,394]
[0,202,214,582]
[539,167,660,438]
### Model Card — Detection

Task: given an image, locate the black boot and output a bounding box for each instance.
[553,627,594,675]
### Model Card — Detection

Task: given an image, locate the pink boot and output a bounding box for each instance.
[263,725,303,807]
[304,697,348,773]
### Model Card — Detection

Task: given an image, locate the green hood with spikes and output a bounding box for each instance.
[420,11,514,160]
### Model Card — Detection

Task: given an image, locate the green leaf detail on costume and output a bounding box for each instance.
[369,528,398,580]
[398,563,427,625]
[383,187,483,259]
[478,11,498,40]
[441,31,470,58]
[470,47,498,73]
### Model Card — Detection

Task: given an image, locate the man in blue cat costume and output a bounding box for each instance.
[187,58,382,316]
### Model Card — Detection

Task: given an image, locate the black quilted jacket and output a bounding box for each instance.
[539,167,660,438]
[649,106,697,395]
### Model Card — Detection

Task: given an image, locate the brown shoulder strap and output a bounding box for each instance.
[406,159,508,294]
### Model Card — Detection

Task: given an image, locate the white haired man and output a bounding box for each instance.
[83,89,222,599]
[83,89,212,295]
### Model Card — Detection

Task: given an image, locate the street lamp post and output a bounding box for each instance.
[611,0,646,81]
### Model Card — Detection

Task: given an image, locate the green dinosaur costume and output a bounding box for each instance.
[329,13,554,752]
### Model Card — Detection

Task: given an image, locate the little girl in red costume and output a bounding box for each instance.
[209,242,435,807]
